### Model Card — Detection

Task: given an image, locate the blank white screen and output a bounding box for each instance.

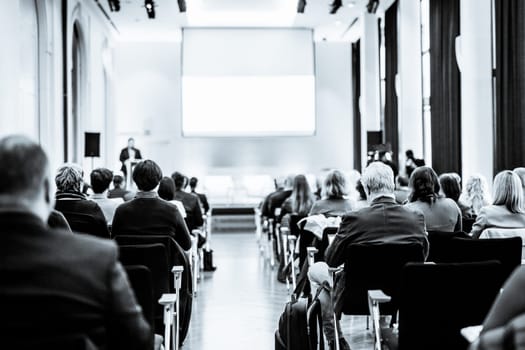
[182,29,316,137]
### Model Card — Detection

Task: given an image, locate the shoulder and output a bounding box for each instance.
[58,229,117,261]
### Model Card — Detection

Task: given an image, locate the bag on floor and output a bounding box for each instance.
[203,249,216,271]
[274,283,328,350]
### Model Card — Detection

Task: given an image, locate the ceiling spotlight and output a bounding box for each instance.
[297,0,306,13]
[107,0,120,12]
[366,0,380,14]
[330,0,342,14]
[144,0,155,19]
[177,0,186,12]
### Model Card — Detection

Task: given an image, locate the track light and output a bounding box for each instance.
[177,0,186,12]
[366,0,380,14]
[144,0,155,19]
[107,0,120,12]
[297,0,306,13]
[330,0,342,14]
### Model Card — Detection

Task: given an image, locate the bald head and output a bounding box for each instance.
[0,135,49,200]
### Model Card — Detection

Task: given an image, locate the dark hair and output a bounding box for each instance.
[171,171,185,190]
[290,174,314,216]
[90,168,113,194]
[356,180,367,201]
[439,173,461,202]
[189,177,198,189]
[158,176,175,201]
[55,164,83,193]
[132,160,162,191]
[113,175,124,187]
[409,166,441,204]
[183,175,189,189]
[396,175,409,187]
[0,135,48,198]
[406,150,414,159]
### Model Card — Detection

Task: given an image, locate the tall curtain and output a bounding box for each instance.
[352,41,362,172]
[384,1,399,168]
[494,0,525,172]
[429,0,462,175]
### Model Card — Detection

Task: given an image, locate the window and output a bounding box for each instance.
[420,0,432,165]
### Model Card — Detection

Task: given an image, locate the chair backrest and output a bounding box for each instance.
[19,334,99,350]
[124,265,155,328]
[430,236,522,282]
[427,231,470,262]
[342,243,426,315]
[462,216,476,233]
[398,261,504,350]
[63,211,109,238]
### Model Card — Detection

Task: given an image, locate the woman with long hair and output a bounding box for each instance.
[461,174,491,217]
[309,169,354,217]
[439,173,471,217]
[405,166,462,232]
[279,174,315,228]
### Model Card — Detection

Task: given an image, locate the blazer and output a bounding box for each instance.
[470,205,525,238]
[325,196,428,314]
[261,189,292,218]
[405,197,462,233]
[309,197,354,217]
[192,190,210,214]
[0,210,151,349]
[112,193,192,250]
[174,190,204,232]
[119,147,142,173]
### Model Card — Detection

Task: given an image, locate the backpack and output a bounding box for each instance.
[275,283,329,350]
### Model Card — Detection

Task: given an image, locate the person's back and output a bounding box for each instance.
[172,172,204,231]
[90,168,123,224]
[310,170,354,217]
[189,177,210,214]
[405,197,461,232]
[55,193,110,238]
[108,175,134,201]
[0,135,151,349]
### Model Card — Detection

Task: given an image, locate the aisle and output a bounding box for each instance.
[182,232,374,350]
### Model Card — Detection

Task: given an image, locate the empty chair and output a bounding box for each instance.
[369,261,505,350]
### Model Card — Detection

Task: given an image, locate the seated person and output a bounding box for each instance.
[189,176,210,214]
[394,175,410,205]
[90,168,123,224]
[158,176,187,218]
[0,135,151,349]
[172,171,204,232]
[261,175,294,220]
[354,179,369,210]
[439,172,471,217]
[310,169,354,217]
[460,173,491,217]
[321,162,428,350]
[108,174,135,201]
[405,166,462,232]
[470,266,525,350]
[279,174,315,229]
[515,167,525,198]
[113,161,191,251]
[471,170,525,238]
[54,163,110,238]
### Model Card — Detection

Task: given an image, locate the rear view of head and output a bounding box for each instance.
[439,173,461,202]
[290,174,314,215]
[90,168,113,194]
[409,166,440,203]
[361,162,395,198]
[0,135,52,219]
[171,171,186,190]
[113,175,124,189]
[158,176,176,201]
[492,170,524,213]
[322,169,348,199]
[56,163,84,193]
[465,174,490,216]
[132,160,162,191]
[189,177,198,190]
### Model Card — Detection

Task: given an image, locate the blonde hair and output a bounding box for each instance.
[362,162,395,195]
[322,170,348,199]
[492,170,524,213]
[465,174,491,216]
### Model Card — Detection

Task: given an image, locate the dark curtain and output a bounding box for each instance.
[352,41,362,172]
[384,1,399,168]
[429,0,462,175]
[494,0,525,172]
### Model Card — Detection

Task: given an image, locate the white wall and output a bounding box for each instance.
[460,0,494,185]
[113,39,354,179]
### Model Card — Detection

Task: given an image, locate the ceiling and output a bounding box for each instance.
[97,0,388,42]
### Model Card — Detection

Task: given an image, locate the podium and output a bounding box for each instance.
[125,159,139,190]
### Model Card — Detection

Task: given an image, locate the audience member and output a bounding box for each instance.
[172,171,204,232]
[470,170,525,238]
[405,166,462,232]
[0,135,151,349]
[405,150,418,178]
[279,174,315,229]
[90,168,123,224]
[514,167,525,198]
[379,151,399,178]
[189,176,210,214]
[267,175,294,221]
[470,266,525,350]
[112,161,191,250]
[309,170,354,217]
[461,174,491,217]
[108,174,134,201]
[54,163,110,238]
[158,176,187,218]
[394,175,410,204]
[439,172,471,217]
[324,162,428,349]
[354,179,369,210]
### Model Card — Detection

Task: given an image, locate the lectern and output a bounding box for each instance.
[125,159,138,190]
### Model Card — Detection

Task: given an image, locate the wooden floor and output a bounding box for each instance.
[182,232,375,350]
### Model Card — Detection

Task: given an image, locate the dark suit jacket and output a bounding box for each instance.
[261,189,292,218]
[108,187,135,201]
[174,190,204,232]
[119,147,142,174]
[325,196,428,313]
[112,194,192,250]
[0,211,151,349]
[192,190,210,214]
[54,192,110,239]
